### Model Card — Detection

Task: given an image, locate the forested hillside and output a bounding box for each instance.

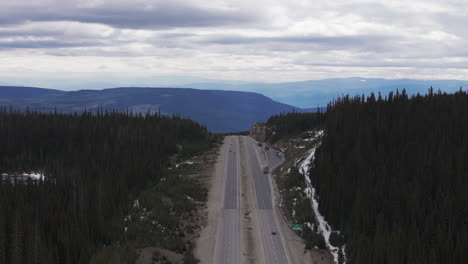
[0,109,213,264]
[265,111,324,142]
[312,89,468,263]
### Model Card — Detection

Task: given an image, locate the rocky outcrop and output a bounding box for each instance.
[250,123,273,142]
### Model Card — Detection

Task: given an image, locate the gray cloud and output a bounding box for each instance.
[201,34,400,53]
[0,39,102,49]
[294,61,468,70]
[0,3,258,29]
[0,29,62,37]
[0,0,468,82]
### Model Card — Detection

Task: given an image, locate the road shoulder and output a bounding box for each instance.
[194,137,226,263]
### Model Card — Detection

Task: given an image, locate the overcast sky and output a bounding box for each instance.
[1,0,468,87]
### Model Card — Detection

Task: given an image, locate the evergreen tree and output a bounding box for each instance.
[310,89,468,263]
[0,110,212,264]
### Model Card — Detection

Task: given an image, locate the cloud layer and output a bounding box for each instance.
[1,0,468,84]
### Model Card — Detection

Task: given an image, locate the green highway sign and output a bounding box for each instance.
[292,224,303,230]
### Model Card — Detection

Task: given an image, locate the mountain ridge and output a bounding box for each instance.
[177,77,468,107]
[0,86,302,133]
[3,77,468,108]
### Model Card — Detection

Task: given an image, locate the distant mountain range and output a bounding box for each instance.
[178,77,468,107]
[1,77,466,131]
[0,86,304,133]
[3,77,468,108]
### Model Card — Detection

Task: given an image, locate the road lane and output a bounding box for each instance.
[224,137,240,209]
[214,136,240,264]
[244,137,289,264]
[214,136,290,264]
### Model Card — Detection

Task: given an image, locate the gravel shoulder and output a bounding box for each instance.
[194,138,226,263]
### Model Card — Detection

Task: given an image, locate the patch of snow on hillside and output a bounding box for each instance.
[1,172,46,181]
[22,172,45,180]
[342,245,347,263]
[297,130,346,264]
[298,147,318,182]
[175,160,195,168]
[292,197,297,220]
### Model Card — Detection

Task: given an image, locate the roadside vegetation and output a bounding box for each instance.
[91,154,218,264]
[270,127,332,254]
[258,112,333,255]
[0,109,218,264]
[265,111,325,143]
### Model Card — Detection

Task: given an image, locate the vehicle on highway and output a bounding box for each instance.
[271,231,277,235]
[257,142,262,147]
[276,152,282,157]
[263,166,269,174]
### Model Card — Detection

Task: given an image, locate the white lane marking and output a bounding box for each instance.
[236,138,240,209]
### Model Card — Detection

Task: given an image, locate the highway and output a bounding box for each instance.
[214,136,289,264]
[244,137,289,264]
[214,136,240,264]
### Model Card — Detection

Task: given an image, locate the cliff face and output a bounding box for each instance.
[250,123,273,142]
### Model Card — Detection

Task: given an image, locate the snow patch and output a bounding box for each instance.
[1,172,46,181]
[297,130,346,264]
[298,146,318,183]
[292,197,297,220]
[23,172,44,180]
[175,160,195,168]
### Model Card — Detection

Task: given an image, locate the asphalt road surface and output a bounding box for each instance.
[244,136,289,264]
[214,136,289,264]
[214,136,240,264]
